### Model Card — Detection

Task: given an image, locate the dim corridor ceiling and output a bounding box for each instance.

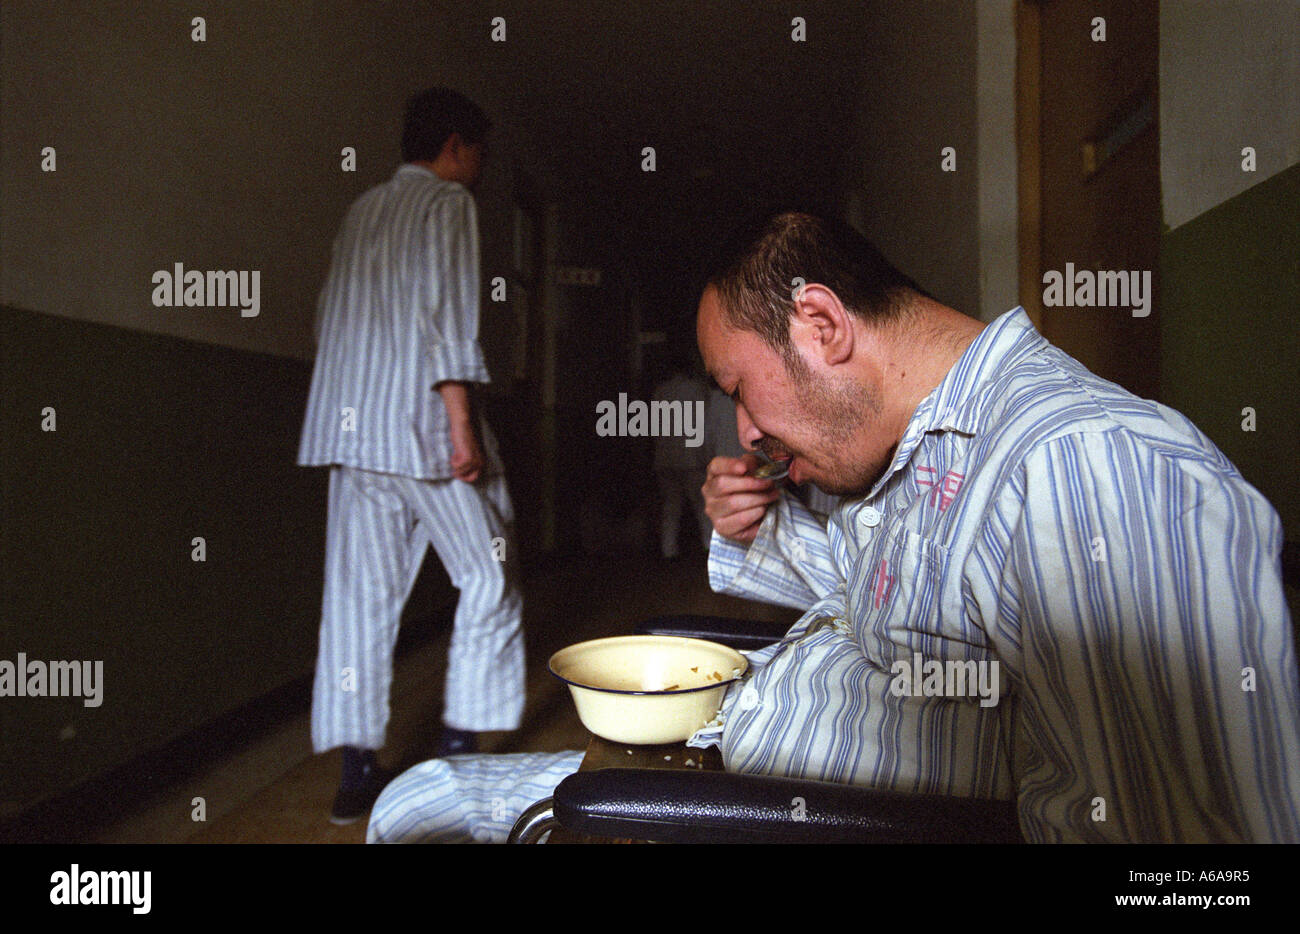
[450,0,880,285]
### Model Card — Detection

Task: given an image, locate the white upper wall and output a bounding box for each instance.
[1160,0,1300,229]
[842,0,1017,323]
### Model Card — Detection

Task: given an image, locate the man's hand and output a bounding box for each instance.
[703,454,782,545]
[437,381,484,484]
[447,418,484,483]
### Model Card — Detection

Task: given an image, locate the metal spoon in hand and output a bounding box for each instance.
[749,449,791,481]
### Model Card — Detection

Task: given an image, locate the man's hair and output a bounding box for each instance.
[401,87,491,162]
[701,209,929,363]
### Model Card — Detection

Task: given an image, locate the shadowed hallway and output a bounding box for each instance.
[87,552,795,843]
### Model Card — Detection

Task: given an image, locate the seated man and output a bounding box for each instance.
[369,209,1300,843]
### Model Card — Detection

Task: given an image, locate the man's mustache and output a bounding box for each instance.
[756,437,793,462]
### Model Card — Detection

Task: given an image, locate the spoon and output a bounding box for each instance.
[750,449,791,481]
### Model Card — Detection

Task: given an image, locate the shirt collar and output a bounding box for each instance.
[860,306,1045,499]
[392,162,454,184]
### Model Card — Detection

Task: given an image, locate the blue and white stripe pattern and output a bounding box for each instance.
[298,164,498,480]
[707,307,1299,842]
[708,487,839,611]
[369,750,585,843]
[311,466,524,752]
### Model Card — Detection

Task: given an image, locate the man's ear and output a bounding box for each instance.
[441,131,463,160]
[791,283,853,367]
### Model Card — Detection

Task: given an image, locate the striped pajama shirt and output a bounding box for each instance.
[299,164,523,752]
[370,307,1300,843]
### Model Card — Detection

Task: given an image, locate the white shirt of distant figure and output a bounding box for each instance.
[652,370,711,557]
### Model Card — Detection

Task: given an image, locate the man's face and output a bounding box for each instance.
[451,135,487,189]
[463,141,486,189]
[696,286,891,497]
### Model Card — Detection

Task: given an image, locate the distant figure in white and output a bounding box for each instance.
[652,363,712,558]
[705,386,745,462]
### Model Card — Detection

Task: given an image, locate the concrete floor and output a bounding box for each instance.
[88,551,796,843]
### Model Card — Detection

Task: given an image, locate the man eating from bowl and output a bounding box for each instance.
[369,209,1300,843]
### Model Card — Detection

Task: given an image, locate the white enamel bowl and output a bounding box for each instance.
[549,636,748,745]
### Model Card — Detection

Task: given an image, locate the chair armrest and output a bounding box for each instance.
[635,614,789,652]
[553,768,1023,844]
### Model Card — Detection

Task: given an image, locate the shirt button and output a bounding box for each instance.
[739,686,760,711]
[858,506,882,529]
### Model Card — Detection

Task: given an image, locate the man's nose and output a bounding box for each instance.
[735,404,762,451]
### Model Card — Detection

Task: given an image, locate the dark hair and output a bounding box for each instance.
[701,209,928,362]
[401,88,491,162]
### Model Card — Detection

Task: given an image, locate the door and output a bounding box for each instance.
[1018,0,1161,399]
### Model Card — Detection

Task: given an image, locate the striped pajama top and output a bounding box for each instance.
[706,307,1299,842]
[298,164,499,480]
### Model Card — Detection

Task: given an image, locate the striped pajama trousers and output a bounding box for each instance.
[368,750,585,842]
[310,465,525,753]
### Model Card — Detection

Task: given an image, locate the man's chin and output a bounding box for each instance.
[811,481,872,498]
[795,461,877,498]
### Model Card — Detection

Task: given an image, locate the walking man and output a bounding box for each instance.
[298,88,524,823]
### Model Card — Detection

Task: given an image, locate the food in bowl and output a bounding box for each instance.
[549,635,748,745]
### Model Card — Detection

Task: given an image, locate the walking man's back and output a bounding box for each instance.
[298,87,523,825]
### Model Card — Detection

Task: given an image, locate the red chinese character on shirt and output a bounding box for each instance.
[916,466,965,512]
[872,558,895,608]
